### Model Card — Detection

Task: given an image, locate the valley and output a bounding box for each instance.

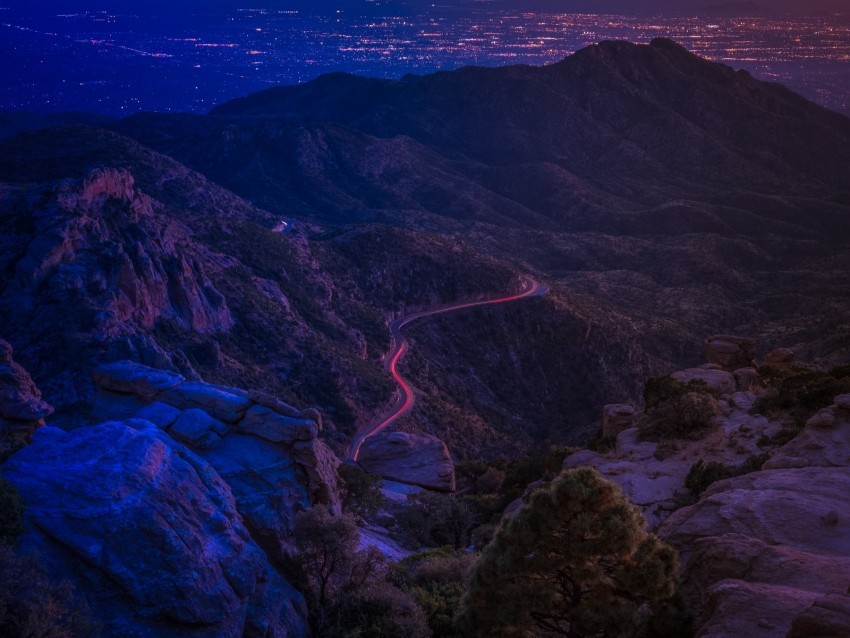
[3,37,850,638]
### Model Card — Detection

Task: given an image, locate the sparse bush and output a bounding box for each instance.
[754,367,850,427]
[292,506,430,638]
[392,548,476,638]
[324,582,430,638]
[474,467,504,495]
[640,391,719,441]
[337,464,385,518]
[685,453,770,496]
[395,492,478,550]
[639,376,719,442]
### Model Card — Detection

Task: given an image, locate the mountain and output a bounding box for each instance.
[5,39,850,461]
[5,36,850,636]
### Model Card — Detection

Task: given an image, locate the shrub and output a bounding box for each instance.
[460,468,686,638]
[324,582,429,638]
[685,453,770,496]
[392,548,476,638]
[639,391,719,441]
[337,464,385,518]
[395,492,478,550]
[754,367,850,427]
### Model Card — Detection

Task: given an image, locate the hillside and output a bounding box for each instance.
[4,39,850,459]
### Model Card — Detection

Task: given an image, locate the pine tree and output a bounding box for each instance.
[459,467,680,638]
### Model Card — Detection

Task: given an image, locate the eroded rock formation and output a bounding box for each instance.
[3,422,309,637]
[357,431,456,492]
[659,395,850,637]
[92,361,341,527]
[0,338,53,439]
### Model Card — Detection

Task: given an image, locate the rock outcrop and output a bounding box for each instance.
[3,422,309,637]
[704,335,756,372]
[92,361,341,554]
[565,389,782,528]
[357,431,456,492]
[658,394,850,638]
[0,338,53,439]
[601,403,636,438]
[763,347,796,370]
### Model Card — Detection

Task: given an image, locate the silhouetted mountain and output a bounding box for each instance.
[117,39,850,237]
[5,39,850,459]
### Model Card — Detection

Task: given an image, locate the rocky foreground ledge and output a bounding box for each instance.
[565,338,850,638]
[2,359,350,637]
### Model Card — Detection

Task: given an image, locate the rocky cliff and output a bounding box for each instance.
[2,362,345,637]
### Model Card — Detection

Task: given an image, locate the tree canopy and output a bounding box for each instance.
[459,467,680,638]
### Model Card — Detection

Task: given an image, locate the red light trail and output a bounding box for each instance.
[349,276,548,462]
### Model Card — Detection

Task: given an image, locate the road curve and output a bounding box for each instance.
[349,276,548,463]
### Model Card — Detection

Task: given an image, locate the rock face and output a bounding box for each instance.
[3,422,309,637]
[169,408,228,450]
[357,431,456,492]
[237,404,319,443]
[788,594,850,638]
[564,346,783,529]
[704,335,756,372]
[658,394,850,638]
[0,338,53,439]
[92,361,184,399]
[91,361,342,553]
[160,381,252,423]
[601,403,636,438]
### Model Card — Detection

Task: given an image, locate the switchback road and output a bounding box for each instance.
[349,276,548,462]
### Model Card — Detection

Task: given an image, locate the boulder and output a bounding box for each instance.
[835,394,850,411]
[133,401,181,429]
[2,422,309,637]
[672,367,736,395]
[248,389,323,431]
[696,580,819,638]
[601,403,636,438]
[357,431,456,492]
[200,434,310,557]
[733,367,759,392]
[168,408,227,450]
[159,381,251,423]
[789,594,850,638]
[0,338,53,438]
[763,347,795,370]
[92,360,184,398]
[762,406,850,470]
[236,404,318,444]
[705,335,756,371]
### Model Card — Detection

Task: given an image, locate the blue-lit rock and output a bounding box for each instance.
[3,422,309,638]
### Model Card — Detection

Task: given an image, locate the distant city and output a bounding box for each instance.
[2,5,849,115]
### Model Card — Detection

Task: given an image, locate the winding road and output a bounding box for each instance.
[349,276,548,463]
